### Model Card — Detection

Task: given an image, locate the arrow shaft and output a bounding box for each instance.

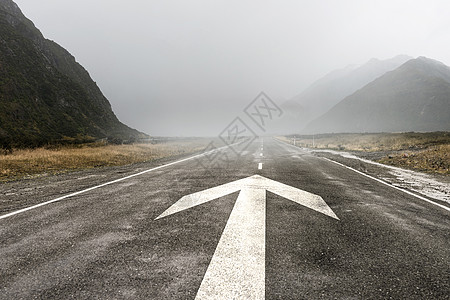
[195,188,266,299]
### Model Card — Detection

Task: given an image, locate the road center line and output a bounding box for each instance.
[323,158,450,212]
[258,163,263,170]
[0,143,238,220]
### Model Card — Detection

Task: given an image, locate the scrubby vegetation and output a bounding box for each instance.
[282,132,450,174]
[378,144,450,175]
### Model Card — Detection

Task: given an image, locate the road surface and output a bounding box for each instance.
[1,138,449,299]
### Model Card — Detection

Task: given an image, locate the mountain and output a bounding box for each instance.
[304,57,450,133]
[275,55,412,133]
[0,0,146,148]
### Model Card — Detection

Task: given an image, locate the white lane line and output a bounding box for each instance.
[323,158,450,212]
[260,153,263,157]
[0,143,237,220]
[258,163,263,170]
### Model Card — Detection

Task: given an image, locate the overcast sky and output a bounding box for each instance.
[14,0,450,136]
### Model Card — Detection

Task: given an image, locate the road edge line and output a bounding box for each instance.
[322,157,450,212]
[274,137,450,212]
[0,142,238,220]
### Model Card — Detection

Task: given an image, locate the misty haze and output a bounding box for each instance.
[5,0,449,137]
[1,1,449,299]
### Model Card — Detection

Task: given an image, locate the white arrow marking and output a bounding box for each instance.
[156,175,338,299]
[196,187,266,299]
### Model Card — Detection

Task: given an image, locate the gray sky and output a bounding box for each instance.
[14,0,450,136]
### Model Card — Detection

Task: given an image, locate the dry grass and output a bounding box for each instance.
[0,140,209,182]
[283,132,450,152]
[378,144,450,174]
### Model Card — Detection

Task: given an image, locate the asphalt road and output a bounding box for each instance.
[1,138,449,299]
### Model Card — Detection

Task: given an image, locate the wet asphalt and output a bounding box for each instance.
[0,138,449,299]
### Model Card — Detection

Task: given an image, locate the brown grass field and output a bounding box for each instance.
[0,139,210,182]
[378,144,450,174]
[280,132,450,175]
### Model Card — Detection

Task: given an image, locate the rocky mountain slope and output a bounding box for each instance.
[0,0,146,147]
[304,57,450,133]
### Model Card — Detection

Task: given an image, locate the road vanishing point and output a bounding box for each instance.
[1,138,449,299]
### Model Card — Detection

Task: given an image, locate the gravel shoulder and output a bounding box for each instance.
[309,148,450,206]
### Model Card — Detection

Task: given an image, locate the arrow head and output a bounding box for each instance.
[256,175,339,220]
[156,175,338,220]
[155,177,246,219]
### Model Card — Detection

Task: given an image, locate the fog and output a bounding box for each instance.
[14,0,450,136]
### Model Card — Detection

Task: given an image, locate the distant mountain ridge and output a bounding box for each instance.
[304,57,450,133]
[275,55,412,133]
[0,0,146,147]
